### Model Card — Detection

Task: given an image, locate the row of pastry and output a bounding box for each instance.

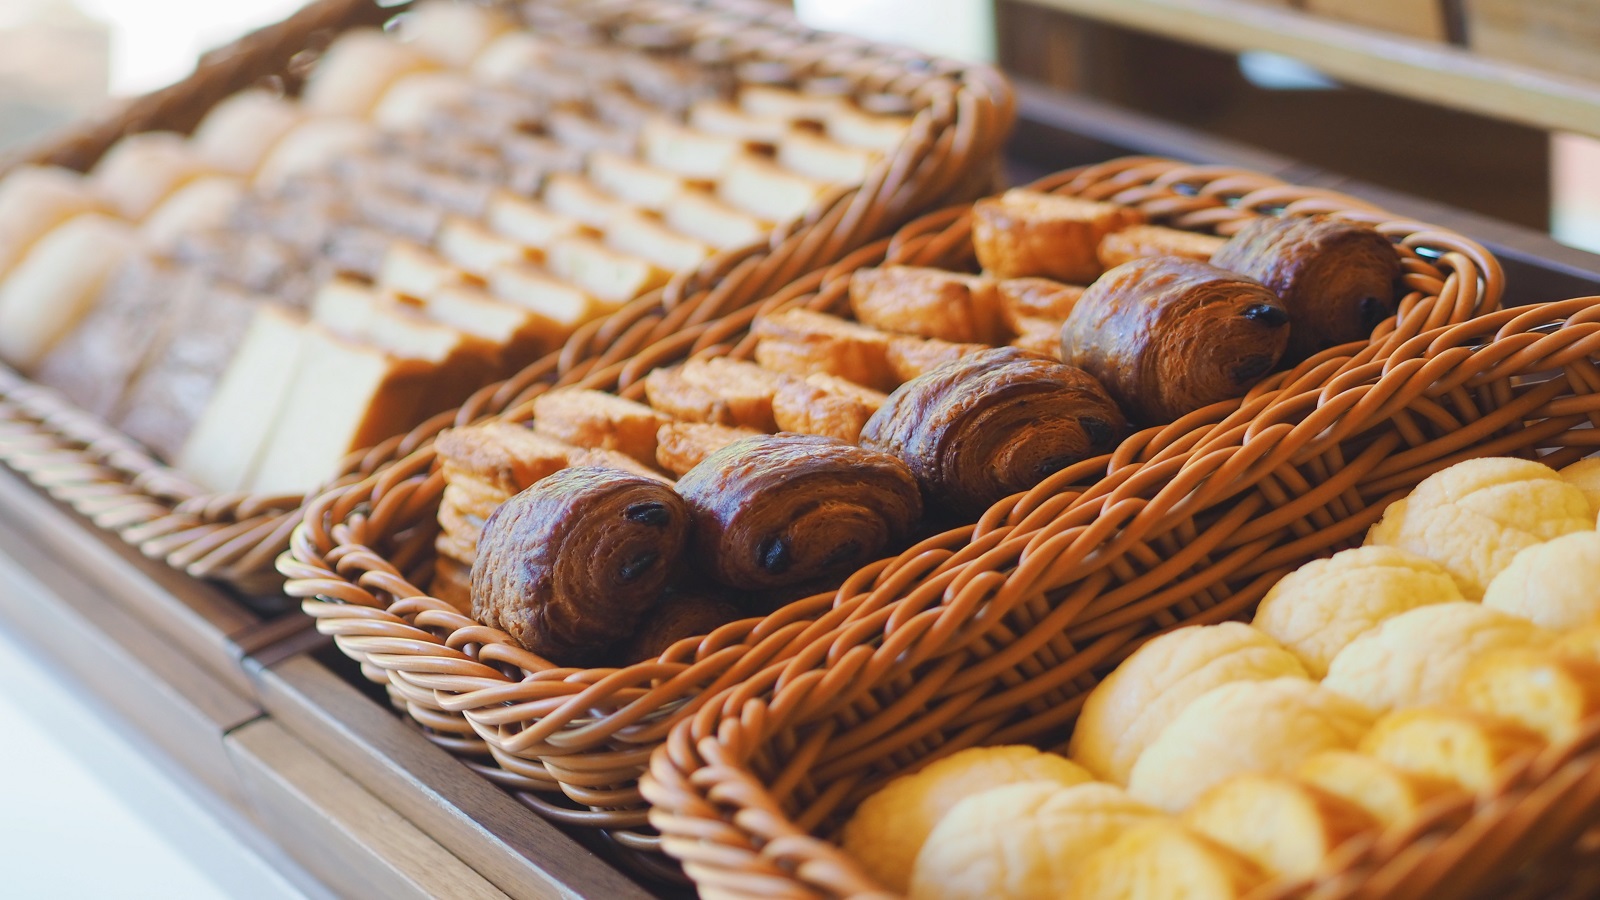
[838,456,1600,899]
[0,1,917,498]
[428,191,1407,670]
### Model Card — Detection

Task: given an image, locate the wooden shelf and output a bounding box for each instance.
[1024,0,1600,137]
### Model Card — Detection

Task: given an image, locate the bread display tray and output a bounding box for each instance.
[281,157,1503,861]
[643,293,1600,899]
[0,0,1011,595]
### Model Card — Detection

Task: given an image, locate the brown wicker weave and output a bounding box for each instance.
[0,0,1013,595]
[637,296,1600,899]
[281,158,1503,854]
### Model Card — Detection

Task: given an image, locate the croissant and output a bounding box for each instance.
[471,466,688,665]
[1060,257,1290,425]
[771,373,887,443]
[848,266,1005,345]
[1097,224,1225,270]
[997,277,1084,331]
[973,189,1144,284]
[1210,214,1401,361]
[886,334,987,382]
[860,346,1125,514]
[676,434,922,590]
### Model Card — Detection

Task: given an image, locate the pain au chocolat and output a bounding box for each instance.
[861,346,1125,515]
[471,466,688,665]
[1210,214,1401,362]
[1060,256,1290,425]
[675,433,921,591]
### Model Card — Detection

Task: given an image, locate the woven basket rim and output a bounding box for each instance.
[637,292,1600,899]
[0,0,1015,594]
[282,156,1504,844]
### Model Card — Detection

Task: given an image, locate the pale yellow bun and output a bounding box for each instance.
[1559,456,1600,520]
[0,165,106,277]
[253,117,374,191]
[838,745,1092,894]
[395,0,514,67]
[191,90,303,175]
[1456,647,1600,745]
[1252,546,1465,677]
[1182,773,1377,880]
[302,29,437,118]
[1554,625,1600,665]
[908,781,1158,900]
[1323,602,1551,713]
[1069,622,1309,784]
[468,31,549,85]
[1293,750,1455,830]
[1364,456,1592,599]
[1128,678,1376,813]
[90,131,212,220]
[140,175,245,252]
[0,212,139,370]
[1483,530,1600,629]
[1062,819,1269,900]
[1359,706,1544,793]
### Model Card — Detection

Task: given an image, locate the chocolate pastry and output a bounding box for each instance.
[861,347,1125,514]
[621,590,744,662]
[676,434,921,590]
[471,467,688,665]
[1210,214,1401,361]
[1060,257,1290,425]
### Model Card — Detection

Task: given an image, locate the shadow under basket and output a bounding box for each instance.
[0,0,1013,596]
[282,156,1503,868]
[640,295,1600,899]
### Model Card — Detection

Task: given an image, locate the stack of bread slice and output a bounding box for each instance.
[0,0,919,497]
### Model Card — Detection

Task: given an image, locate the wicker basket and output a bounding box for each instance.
[637,292,1600,898]
[0,0,1013,595]
[281,157,1503,857]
